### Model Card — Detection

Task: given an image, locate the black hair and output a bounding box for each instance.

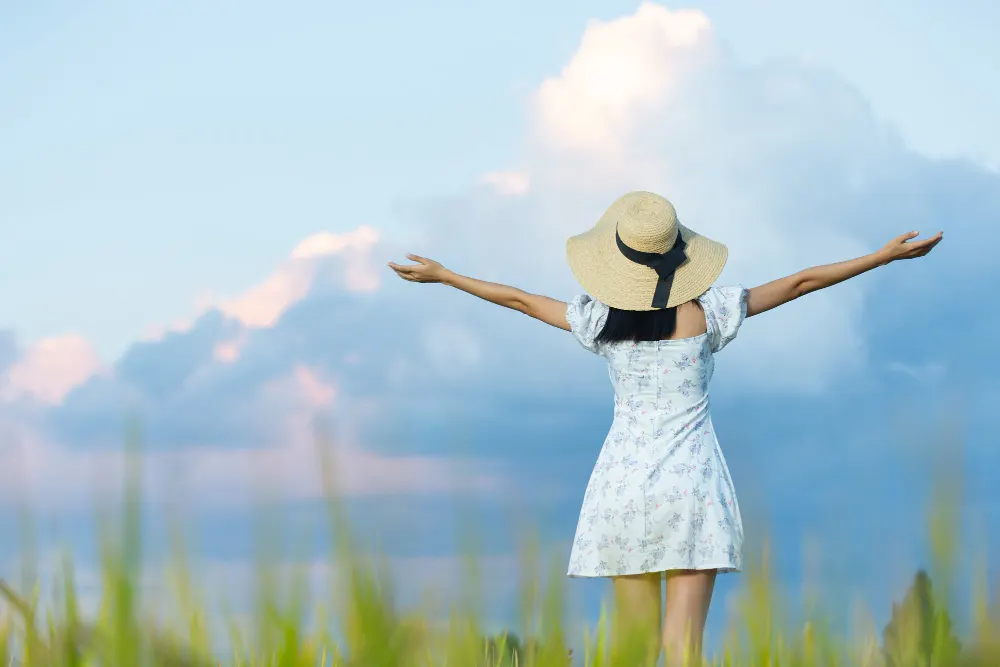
[594,306,678,344]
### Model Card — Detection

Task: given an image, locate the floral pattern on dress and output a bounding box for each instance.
[565,285,748,578]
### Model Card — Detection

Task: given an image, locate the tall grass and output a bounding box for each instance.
[0,429,998,666]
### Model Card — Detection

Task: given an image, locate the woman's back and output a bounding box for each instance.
[569,285,746,409]
[606,335,713,412]
[564,284,749,578]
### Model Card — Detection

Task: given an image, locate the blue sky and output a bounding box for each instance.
[3,0,1000,358]
[2,0,1000,645]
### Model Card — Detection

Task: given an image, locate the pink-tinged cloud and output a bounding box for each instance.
[291,365,336,408]
[212,331,250,364]
[215,226,381,328]
[290,225,379,260]
[0,363,504,509]
[218,264,315,329]
[137,226,383,342]
[1,335,102,404]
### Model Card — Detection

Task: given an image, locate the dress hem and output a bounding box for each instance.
[567,563,741,579]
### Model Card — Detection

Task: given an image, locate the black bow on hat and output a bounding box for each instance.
[615,226,689,309]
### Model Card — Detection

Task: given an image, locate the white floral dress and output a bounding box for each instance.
[566,285,747,578]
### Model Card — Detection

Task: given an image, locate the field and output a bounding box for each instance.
[0,439,997,667]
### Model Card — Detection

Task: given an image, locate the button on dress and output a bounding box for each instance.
[566,286,747,578]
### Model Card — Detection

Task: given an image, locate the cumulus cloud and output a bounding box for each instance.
[0,228,507,508]
[215,226,381,329]
[138,227,382,342]
[4,2,999,515]
[533,5,715,157]
[0,358,503,509]
[0,334,102,404]
[407,2,998,391]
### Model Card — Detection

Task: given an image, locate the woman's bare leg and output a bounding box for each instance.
[611,572,662,665]
[662,569,717,665]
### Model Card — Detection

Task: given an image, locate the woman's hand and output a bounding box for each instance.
[388,254,450,284]
[876,231,943,264]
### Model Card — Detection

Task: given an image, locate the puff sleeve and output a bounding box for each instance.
[698,285,748,353]
[566,294,610,354]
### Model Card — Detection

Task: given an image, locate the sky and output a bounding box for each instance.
[2,0,1000,646]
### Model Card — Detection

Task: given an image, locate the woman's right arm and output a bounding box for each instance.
[745,231,943,317]
[388,254,571,331]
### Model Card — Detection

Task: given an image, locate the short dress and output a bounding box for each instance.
[566,285,747,578]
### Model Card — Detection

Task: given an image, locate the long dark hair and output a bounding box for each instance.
[595,306,678,344]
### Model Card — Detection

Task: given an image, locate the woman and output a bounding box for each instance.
[389,191,941,664]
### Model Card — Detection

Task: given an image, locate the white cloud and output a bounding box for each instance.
[533,4,714,156]
[422,2,962,390]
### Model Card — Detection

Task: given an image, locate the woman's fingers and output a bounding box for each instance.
[914,232,943,250]
[900,232,942,259]
[920,237,943,255]
[389,260,420,273]
[881,231,942,263]
[389,258,434,283]
[908,236,938,251]
[392,268,418,282]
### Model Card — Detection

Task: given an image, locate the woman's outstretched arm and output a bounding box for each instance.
[388,254,571,331]
[746,230,943,317]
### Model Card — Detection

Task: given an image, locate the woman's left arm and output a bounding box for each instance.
[745,231,943,317]
[389,254,571,331]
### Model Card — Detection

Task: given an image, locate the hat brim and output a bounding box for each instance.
[566,206,728,311]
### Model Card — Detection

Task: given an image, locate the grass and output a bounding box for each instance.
[1,431,998,666]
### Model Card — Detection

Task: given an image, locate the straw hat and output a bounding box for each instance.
[566,192,728,311]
